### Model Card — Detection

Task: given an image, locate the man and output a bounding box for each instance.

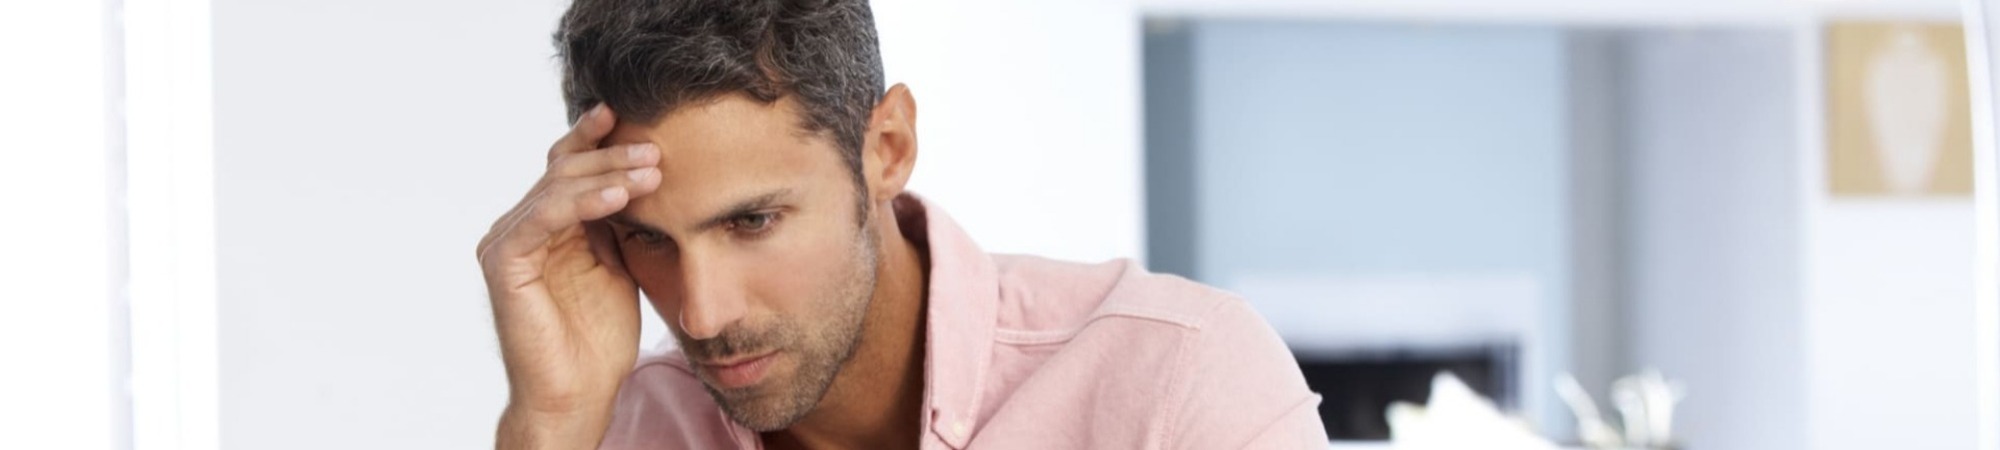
[475,0,1327,448]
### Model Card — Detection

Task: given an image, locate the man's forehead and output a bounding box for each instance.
[600,95,817,148]
[597,97,845,233]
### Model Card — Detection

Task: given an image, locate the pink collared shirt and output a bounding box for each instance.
[599,195,1327,449]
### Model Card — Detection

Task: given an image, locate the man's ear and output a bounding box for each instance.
[861,83,918,205]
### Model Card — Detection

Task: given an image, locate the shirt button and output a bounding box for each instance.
[953,421,969,437]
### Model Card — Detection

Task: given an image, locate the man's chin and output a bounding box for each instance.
[701,377,768,401]
[697,368,781,406]
[697,365,813,430]
[708,385,815,432]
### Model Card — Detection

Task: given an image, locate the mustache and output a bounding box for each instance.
[680,326,780,363]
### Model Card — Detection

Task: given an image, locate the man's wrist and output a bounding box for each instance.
[496,401,615,450]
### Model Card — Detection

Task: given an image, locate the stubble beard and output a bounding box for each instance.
[700,216,880,431]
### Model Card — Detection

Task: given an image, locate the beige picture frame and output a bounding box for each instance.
[1826,22,1974,197]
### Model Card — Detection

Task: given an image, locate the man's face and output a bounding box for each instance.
[603,95,877,431]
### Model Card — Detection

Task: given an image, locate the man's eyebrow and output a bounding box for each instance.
[692,188,795,232]
[607,188,796,235]
[605,213,662,235]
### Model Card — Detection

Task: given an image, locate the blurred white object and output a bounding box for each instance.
[1610,380,1650,446]
[1387,372,1560,450]
[1556,373,1623,449]
[1557,370,1684,450]
[1639,372,1683,445]
[1613,370,1686,448]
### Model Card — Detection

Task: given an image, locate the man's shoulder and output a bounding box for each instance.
[987,254,1293,377]
[989,254,1253,335]
[977,256,1325,447]
[599,348,743,449]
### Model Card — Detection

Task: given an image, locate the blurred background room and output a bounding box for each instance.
[7,0,2000,449]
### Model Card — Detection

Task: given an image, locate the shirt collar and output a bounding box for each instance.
[894,193,997,449]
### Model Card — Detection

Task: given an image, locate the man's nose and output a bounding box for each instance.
[676,254,747,340]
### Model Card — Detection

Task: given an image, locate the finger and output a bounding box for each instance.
[546,167,661,223]
[478,184,542,267]
[548,103,618,164]
[478,176,561,264]
[549,143,659,178]
[488,167,662,262]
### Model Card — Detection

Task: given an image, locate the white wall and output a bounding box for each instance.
[208,0,1142,448]
[875,0,1145,263]
[1967,2,2000,450]
[0,2,119,449]
[1805,202,1979,450]
[1616,28,1808,450]
[1792,16,1981,450]
[211,1,563,447]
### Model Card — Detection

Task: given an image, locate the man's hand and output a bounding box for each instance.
[477,104,661,449]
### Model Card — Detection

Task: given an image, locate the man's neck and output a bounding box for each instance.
[762,203,930,450]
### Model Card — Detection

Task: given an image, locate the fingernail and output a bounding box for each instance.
[600,186,624,202]
[590,104,608,118]
[627,143,655,159]
[627,168,654,182]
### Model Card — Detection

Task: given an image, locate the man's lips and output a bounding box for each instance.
[699,351,779,389]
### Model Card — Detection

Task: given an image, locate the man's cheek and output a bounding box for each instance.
[761,239,851,298]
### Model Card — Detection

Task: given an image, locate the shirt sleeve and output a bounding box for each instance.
[1240,394,1332,449]
[596,360,745,449]
[1161,296,1331,449]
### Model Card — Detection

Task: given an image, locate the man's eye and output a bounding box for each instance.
[623,229,667,245]
[729,213,777,234]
